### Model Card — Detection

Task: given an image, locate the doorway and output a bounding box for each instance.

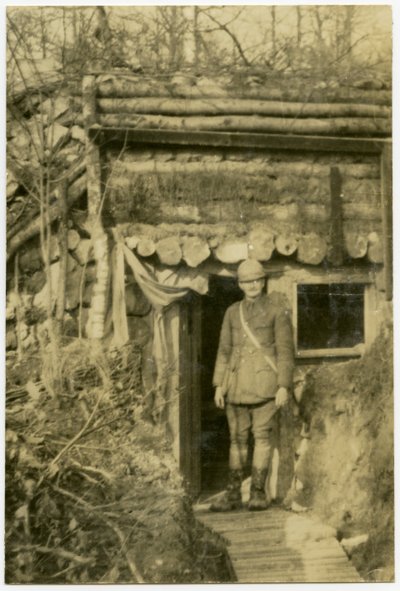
[199,275,243,496]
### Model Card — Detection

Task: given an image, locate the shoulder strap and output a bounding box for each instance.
[239,301,278,375]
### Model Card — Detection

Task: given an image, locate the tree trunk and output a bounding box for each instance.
[55,181,68,333]
[97,97,390,118]
[193,6,201,72]
[98,113,390,136]
[296,6,302,48]
[83,74,109,340]
[86,231,110,338]
[271,6,276,62]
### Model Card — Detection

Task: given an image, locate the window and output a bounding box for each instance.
[295,282,366,358]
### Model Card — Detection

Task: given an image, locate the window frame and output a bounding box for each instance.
[292,274,376,359]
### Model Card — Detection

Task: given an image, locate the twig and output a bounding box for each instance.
[13,544,94,565]
[51,484,119,518]
[101,518,144,583]
[69,458,113,483]
[49,563,81,579]
[78,411,130,439]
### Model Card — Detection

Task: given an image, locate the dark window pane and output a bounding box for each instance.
[297,283,364,350]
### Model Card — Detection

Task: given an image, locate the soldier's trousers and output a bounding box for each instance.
[226,400,278,471]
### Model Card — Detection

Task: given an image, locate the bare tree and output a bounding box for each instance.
[296,6,302,48]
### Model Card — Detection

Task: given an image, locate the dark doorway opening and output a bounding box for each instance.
[200,275,243,496]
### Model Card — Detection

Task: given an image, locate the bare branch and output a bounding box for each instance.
[202,9,251,67]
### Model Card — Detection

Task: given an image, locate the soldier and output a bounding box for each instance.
[210,259,294,511]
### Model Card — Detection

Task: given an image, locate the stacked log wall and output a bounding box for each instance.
[104,145,382,263]
[7,71,391,353]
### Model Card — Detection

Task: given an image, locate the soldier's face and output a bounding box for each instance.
[239,278,265,300]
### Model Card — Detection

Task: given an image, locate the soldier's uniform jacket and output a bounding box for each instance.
[213,293,294,405]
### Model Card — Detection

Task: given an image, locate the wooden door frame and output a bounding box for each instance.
[178,295,202,496]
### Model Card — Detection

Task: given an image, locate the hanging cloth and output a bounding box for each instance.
[110,237,209,418]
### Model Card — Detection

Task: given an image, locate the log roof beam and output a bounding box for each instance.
[89,127,389,154]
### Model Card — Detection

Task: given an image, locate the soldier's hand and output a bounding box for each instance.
[275,387,289,408]
[214,386,226,409]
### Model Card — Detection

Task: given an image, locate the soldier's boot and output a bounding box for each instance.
[248,467,269,511]
[209,470,243,512]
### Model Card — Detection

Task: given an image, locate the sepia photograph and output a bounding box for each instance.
[5,3,394,585]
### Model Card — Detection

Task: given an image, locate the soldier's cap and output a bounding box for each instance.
[237,259,266,282]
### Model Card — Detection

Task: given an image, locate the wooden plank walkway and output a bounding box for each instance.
[195,506,363,583]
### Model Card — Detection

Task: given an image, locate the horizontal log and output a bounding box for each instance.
[203,202,381,225]
[119,222,382,256]
[342,203,382,221]
[275,234,298,256]
[124,221,247,242]
[136,237,156,257]
[99,114,391,137]
[97,97,391,119]
[182,236,210,267]
[341,178,380,203]
[155,236,182,265]
[73,239,93,265]
[125,235,139,250]
[247,228,274,261]
[241,87,391,106]
[215,240,248,264]
[110,158,380,180]
[95,75,392,105]
[7,173,87,260]
[91,128,387,154]
[367,232,384,263]
[345,234,368,258]
[67,229,80,250]
[297,233,327,265]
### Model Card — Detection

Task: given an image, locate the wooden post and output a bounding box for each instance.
[329,166,344,266]
[380,142,392,300]
[83,74,109,339]
[83,75,102,222]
